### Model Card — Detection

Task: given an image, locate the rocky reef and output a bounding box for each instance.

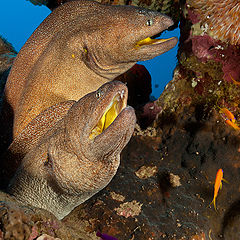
[1,0,240,240]
[28,0,180,25]
[0,37,17,104]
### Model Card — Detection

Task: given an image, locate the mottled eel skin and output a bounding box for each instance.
[2,0,177,219]
[8,81,136,220]
[4,0,177,137]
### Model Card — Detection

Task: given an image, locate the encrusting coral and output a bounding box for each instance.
[0,203,32,240]
[187,0,240,45]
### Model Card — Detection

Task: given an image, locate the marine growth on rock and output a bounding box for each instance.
[187,0,240,45]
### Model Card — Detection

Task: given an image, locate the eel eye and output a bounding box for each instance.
[96,89,103,99]
[146,19,153,26]
[138,9,145,14]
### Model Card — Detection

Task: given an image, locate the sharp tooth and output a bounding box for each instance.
[121,90,125,98]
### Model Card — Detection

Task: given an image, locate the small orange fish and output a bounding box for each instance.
[225,119,240,130]
[230,74,240,86]
[209,169,228,211]
[219,107,236,123]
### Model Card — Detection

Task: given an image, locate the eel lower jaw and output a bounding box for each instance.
[89,90,127,140]
[135,36,176,48]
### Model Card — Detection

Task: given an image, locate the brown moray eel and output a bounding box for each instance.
[7,81,136,220]
[4,0,177,137]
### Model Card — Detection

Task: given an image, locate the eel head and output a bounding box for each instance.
[65,80,136,162]
[63,1,177,77]
[80,3,178,64]
[6,81,136,220]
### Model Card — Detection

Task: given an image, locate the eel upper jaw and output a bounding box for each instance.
[135,36,177,48]
[89,89,127,140]
[135,19,177,50]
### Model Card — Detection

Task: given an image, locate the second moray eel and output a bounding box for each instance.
[7,81,136,220]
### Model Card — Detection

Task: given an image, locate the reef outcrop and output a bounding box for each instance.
[62,1,240,239]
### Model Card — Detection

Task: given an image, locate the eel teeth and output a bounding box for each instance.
[120,89,125,99]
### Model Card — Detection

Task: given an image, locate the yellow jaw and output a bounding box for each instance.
[135,37,175,48]
[89,95,122,139]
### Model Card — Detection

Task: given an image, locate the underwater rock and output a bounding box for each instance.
[61,68,239,238]
[222,200,240,240]
[0,36,17,99]
[27,0,48,6]
[30,0,179,25]
[0,37,17,156]
[0,36,17,74]
[0,191,98,239]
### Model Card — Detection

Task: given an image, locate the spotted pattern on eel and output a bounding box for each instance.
[4,0,177,138]
[1,0,177,219]
[7,81,136,220]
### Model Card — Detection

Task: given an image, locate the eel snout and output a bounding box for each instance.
[134,14,178,59]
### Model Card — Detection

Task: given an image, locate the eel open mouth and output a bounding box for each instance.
[135,36,175,48]
[89,90,126,139]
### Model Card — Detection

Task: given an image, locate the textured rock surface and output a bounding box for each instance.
[0,191,98,239]
[30,0,180,26]
[0,37,17,103]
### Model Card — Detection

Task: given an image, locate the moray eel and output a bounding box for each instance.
[7,81,136,220]
[4,0,177,138]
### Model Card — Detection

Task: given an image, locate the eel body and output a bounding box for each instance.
[1,0,178,219]
[8,81,136,220]
[4,0,177,137]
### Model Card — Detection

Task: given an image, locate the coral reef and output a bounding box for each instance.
[130,0,180,25]
[36,234,61,240]
[59,1,240,239]
[135,165,158,179]
[177,0,240,119]
[1,0,240,239]
[30,0,180,25]
[0,191,97,239]
[187,0,240,45]
[0,197,32,240]
[181,1,240,85]
[114,200,143,218]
